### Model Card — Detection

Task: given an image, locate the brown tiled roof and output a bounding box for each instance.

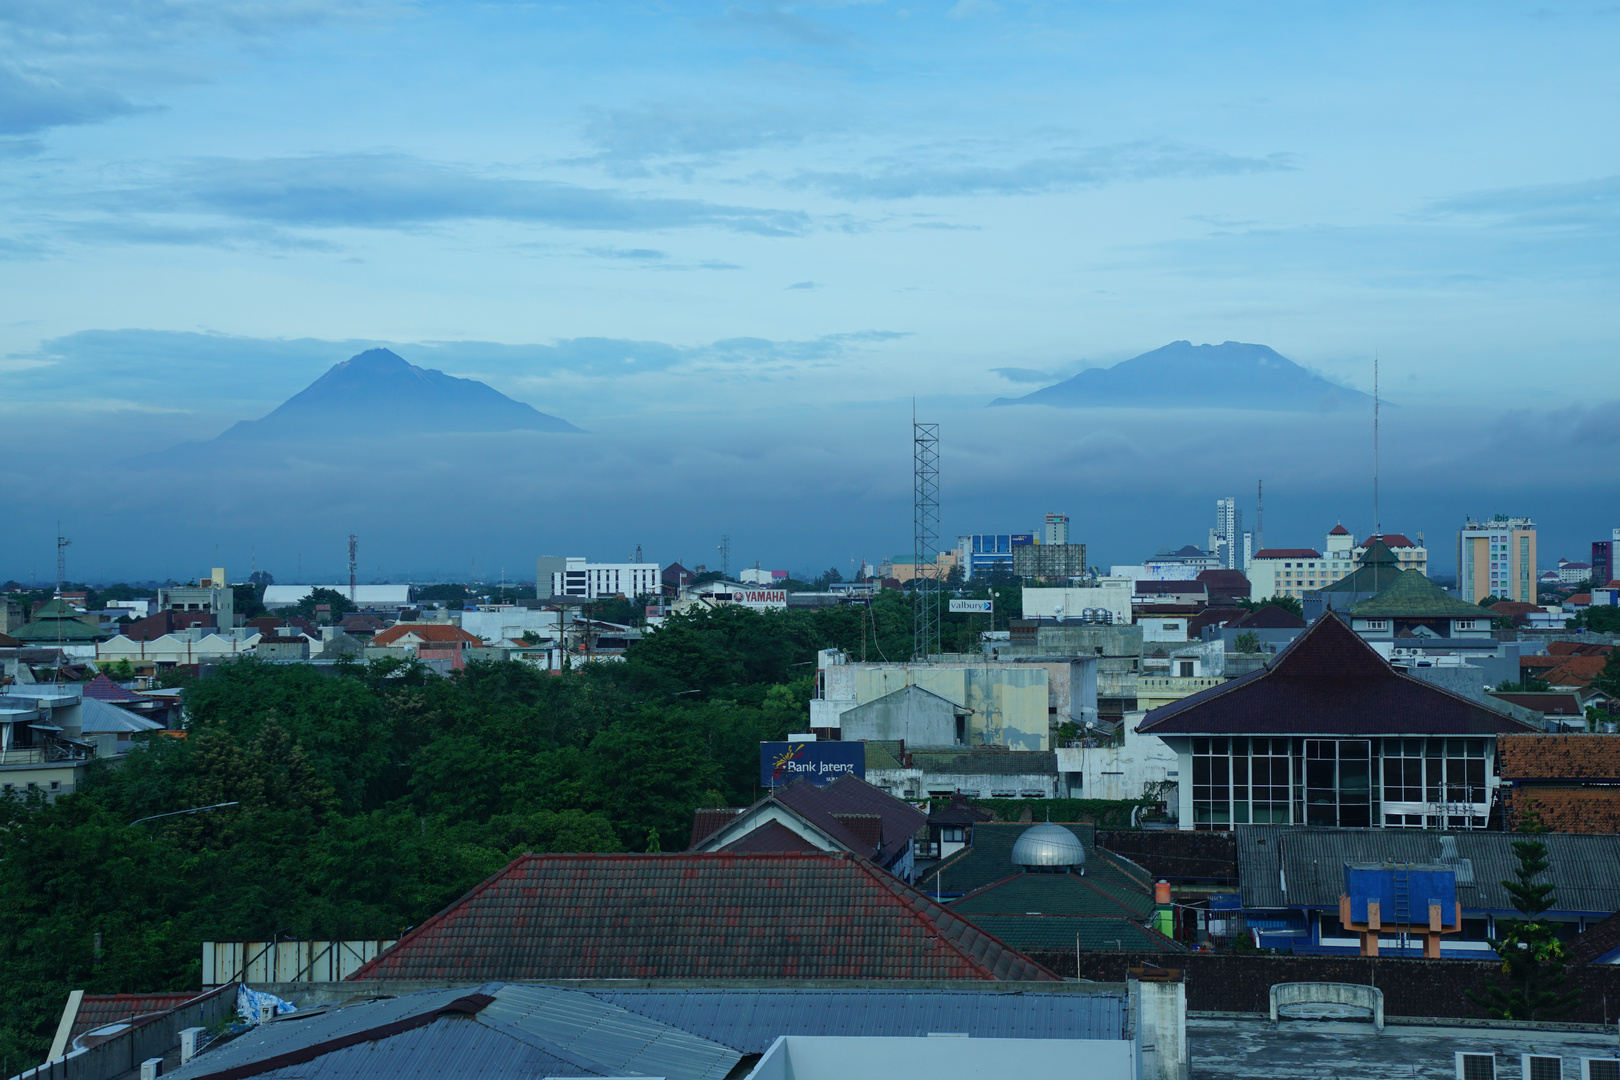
[1548,641,1613,657]
[1231,605,1306,629]
[1254,548,1320,559]
[82,673,143,702]
[372,623,482,647]
[1365,533,1418,550]
[1507,787,1620,834]
[1490,601,1542,616]
[721,821,821,853]
[1522,655,1564,672]
[1569,593,1594,605]
[1489,693,1584,717]
[697,776,928,867]
[1328,524,1351,536]
[1196,570,1250,596]
[346,852,1058,982]
[1569,909,1620,964]
[689,808,740,849]
[1137,612,1537,737]
[1500,734,1620,780]
[1543,656,1609,687]
[67,993,202,1041]
[1134,580,1206,594]
[122,610,216,641]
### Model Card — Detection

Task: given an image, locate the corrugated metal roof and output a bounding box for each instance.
[589,988,1128,1051]
[248,1014,603,1080]
[79,695,166,734]
[1236,824,1620,914]
[481,984,739,1080]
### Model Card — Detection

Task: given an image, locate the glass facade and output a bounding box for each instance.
[1190,736,1491,831]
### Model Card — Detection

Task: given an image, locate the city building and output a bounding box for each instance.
[1499,734,1620,832]
[1139,545,1220,579]
[0,685,91,799]
[738,567,788,585]
[1012,542,1088,583]
[97,627,261,676]
[1043,512,1070,546]
[1458,515,1538,604]
[1136,612,1537,830]
[1351,532,1427,575]
[157,568,236,628]
[1593,528,1620,589]
[1213,497,1243,571]
[550,557,661,599]
[1559,559,1593,585]
[1022,582,1132,627]
[1343,571,1496,643]
[956,533,1034,579]
[261,584,411,608]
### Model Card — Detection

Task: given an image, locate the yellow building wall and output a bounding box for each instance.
[855,665,1049,750]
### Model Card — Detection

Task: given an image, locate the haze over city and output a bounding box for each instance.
[2,1,1617,579]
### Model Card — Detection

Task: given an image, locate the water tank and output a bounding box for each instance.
[1011,823,1087,873]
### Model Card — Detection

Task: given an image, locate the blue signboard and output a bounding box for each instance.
[760,741,866,788]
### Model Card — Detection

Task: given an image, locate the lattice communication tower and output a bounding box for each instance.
[913,420,940,659]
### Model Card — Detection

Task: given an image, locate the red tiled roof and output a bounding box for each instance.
[1137,612,1537,737]
[698,776,928,868]
[121,610,217,641]
[67,993,203,1042]
[346,851,1058,982]
[1254,549,1320,559]
[1500,734,1620,780]
[1328,524,1351,536]
[1521,655,1564,672]
[1490,601,1542,616]
[1542,656,1609,687]
[82,673,143,702]
[1365,533,1418,549]
[1568,594,1593,605]
[1196,570,1251,596]
[1506,787,1620,835]
[372,623,482,647]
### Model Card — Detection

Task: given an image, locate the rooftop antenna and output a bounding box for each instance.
[347,534,358,604]
[1373,350,1381,537]
[55,525,70,596]
[635,544,643,564]
[1255,479,1263,553]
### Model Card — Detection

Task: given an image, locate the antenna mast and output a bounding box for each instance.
[1255,480,1263,554]
[55,526,71,596]
[718,534,730,578]
[348,534,358,604]
[913,416,941,660]
[1373,351,1381,537]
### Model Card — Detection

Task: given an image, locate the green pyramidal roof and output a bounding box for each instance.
[1316,537,1405,596]
[1347,569,1496,619]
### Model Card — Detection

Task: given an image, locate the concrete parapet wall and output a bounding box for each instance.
[1269,982,1384,1029]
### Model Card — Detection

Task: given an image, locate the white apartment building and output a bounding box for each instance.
[551,558,662,600]
[1352,533,1428,576]
[1248,525,1428,602]
[1043,513,1070,546]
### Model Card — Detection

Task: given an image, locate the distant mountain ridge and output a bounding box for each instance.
[215,348,581,440]
[990,340,1373,412]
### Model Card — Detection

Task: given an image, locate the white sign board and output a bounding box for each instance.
[732,589,788,610]
[948,599,994,613]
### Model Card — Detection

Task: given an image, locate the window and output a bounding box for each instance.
[939,826,965,843]
[1454,620,1477,631]
[1365,619,1389,631]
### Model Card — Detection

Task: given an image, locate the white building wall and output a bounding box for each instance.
[1022,583,1132,625]
[1056,714,1180,803]
[552,561,661,599]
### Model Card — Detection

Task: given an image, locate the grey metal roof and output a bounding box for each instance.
[79,695,166,734]
[482,984,739,1080]
[1236,824,1620,915]
[587,988,1129,1051]
[168,983,740,1080]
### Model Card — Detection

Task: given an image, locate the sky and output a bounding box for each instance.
[1,1,1618,583]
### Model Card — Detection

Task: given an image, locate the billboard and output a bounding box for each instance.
[760,741,866,788]
[948,599,993,613]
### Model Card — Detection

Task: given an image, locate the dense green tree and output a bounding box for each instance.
[1569,606,1620,634]
[292,587,355,621]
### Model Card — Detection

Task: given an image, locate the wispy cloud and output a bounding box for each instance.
[991,366,1056,383]
[93,152,813,236]
[582,103,824,178]
[786,280,819,289]
[0,64,148,135]
[793,140,1294,200]
[714,6,854,48]
[1427,173,1620,231]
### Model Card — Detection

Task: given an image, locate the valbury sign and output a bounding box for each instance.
[760,741,866,788]
[948,599,993,613]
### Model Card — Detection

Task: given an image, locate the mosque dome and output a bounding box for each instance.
[1011,823,1087,874]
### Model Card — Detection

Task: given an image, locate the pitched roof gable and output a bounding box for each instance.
[347,851,1057,982]
[1137,611,1537,737]
[371,623,482,647]
[83,673,143,702]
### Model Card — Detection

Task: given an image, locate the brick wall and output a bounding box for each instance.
[1026,951,1620,1025]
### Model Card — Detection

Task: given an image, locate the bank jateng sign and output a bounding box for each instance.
[760,741,866,788]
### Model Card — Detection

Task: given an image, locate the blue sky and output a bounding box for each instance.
[1,2,1618,582]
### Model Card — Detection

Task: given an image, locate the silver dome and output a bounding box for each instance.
[1011,823,1087,870]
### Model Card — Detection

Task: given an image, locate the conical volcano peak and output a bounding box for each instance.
[212,346,582,440]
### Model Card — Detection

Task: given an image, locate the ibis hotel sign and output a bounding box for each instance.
[760,741,866,788]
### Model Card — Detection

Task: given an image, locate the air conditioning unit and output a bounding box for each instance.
[1522,1055,1561,1080]
[1583,1059,1620,1080]
[1457,1052,1496,1080]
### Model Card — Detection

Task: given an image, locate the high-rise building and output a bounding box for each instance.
[1592,528,1620,589]
[956,533,1035,580]
[551,558,662,600]
[1043,513,1069,547]
[1215,497,1243,571]
[1458,517,1537,604]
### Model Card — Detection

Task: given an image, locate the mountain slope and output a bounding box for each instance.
[215,348,582,439]
[990,340,1373,412]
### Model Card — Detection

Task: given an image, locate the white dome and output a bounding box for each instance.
[1011,823,1087,870]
